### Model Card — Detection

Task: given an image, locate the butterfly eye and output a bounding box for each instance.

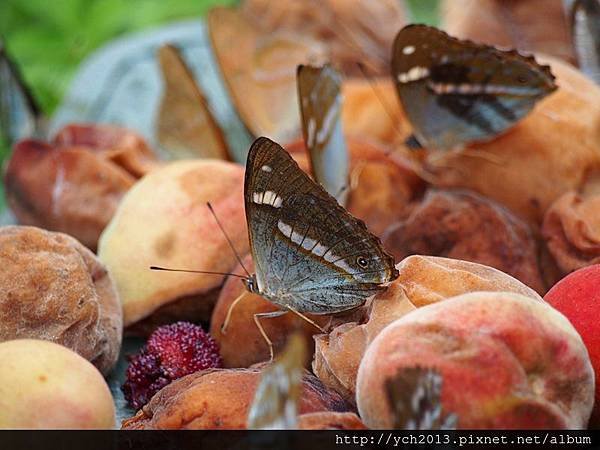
[356,256,369,268]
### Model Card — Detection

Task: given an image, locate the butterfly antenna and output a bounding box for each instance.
[150,266,248,279]
[206,202,251,278]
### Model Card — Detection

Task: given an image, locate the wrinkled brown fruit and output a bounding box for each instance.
[441,0,574,63]
[121,366,352,429]
[543,180,600,275]
[4,124,158,250]
[424,56,600,226]
[383,189,545,294]
[313,255,543,402]
[0,226,122,375]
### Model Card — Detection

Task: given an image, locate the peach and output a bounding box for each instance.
[313,256,543,402]
[425,56,600,226]
[98,160,248,331]
[121,366,351,429]
[0,226,122,375]
[341,78,410,149]
[4,124,158,250]
[543,185,600,275]
[0,339,115,429]
[383,189,545,293]
[545,265,600,427]
[356,292,594,429]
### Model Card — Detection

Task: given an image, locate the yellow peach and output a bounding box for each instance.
[0,339,115,429]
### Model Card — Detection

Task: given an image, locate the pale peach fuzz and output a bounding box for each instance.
[0,339,115,429]
[98,160,248,327]
[357,292,594,429]
[426,56,600,226]
[313,256,542,402]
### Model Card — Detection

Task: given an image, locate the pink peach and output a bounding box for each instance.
[356,292,594,429]
[545,265,600,427]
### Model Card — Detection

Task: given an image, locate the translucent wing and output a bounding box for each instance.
[0,40,44,145]
[156,44,230,160]
[297,64,349,205]
[385,366,457,430]
[247,334,307,430]
[207,7,327,145]
[569,0,600,84]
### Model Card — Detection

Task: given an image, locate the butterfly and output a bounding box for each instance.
[392,24,558,151]
[385,366,457,430]
[207,6,327,144]
[155,44,231,160]
[568,0,600,85]
[247,333,307,429]
[240,137,398,358]
[297,64,349,205]
[0,38,44,145]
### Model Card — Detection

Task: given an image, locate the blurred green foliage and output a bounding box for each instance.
[1,0,237,114]
[407,0,440,25]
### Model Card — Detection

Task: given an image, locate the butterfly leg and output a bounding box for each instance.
[221,291,247,334]
[254,310,289,362]
[286,306,327,334]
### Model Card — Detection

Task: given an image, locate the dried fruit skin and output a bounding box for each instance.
[0,226,122,375]
[383,189,545,293]
[121,365,352,429]
[543,189,600,275]
[122,322,223,409]
[4,124,158,250]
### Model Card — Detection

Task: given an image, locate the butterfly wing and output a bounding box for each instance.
[156,44,230,160]
[297,64,349,205]
[0,39,43,145]
[392,25,557,150]
[207,7,327,145]
[244,137,397,314]
[570,0,600,85]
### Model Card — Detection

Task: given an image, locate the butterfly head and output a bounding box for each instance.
[244,274,261,295]
[345,250,399,286]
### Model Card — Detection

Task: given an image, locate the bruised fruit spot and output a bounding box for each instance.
[38,375,47,383]
[154,231,176,259]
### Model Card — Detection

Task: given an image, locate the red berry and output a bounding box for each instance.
[122,322,222,409]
